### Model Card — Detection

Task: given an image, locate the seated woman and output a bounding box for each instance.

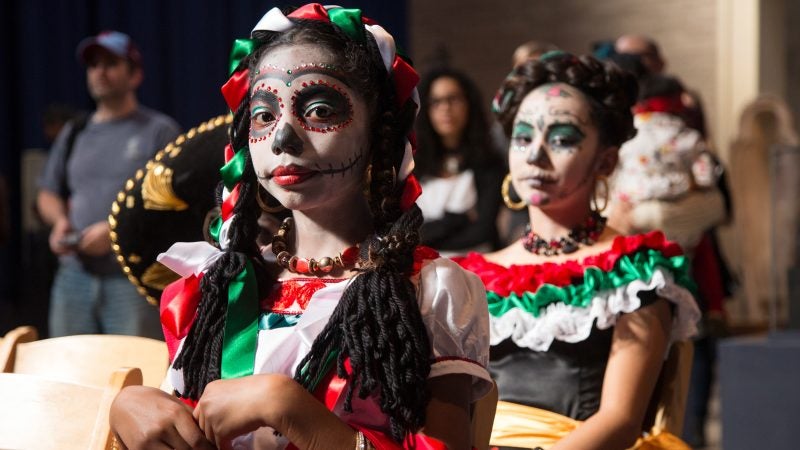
[109,4,491,449]
[455,52,700,450]
[415,68,504,255]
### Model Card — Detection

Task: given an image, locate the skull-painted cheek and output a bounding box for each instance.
[250,85,284,143]
[291,82,353,133]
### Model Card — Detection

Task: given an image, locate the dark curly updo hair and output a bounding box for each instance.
[493,51,639,148]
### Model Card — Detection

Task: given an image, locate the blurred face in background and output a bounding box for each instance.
[85,49,141,102]
[428,76,469,148]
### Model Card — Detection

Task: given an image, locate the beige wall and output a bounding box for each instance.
[410,0,718,143]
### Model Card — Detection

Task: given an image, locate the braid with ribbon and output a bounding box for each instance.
[175,4,431,442]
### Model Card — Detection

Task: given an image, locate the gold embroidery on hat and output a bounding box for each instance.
[141,163,189,211]
[141,262,181,290]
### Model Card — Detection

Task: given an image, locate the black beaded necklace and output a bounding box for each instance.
[522,211,607,256]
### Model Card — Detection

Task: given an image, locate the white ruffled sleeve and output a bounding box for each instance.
[415,257,492,402]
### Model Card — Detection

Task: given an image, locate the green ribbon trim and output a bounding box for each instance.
[487,249,694,319]
[328,8,365,42]
[229,38,257,75]
[259,312,302,330]
[219,147,248,190]
[208,216,222,242]
[221,260,259,379]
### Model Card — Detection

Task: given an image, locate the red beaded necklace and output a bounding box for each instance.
[271,217,359,276]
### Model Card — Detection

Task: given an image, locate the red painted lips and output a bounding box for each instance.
[270,164,317,186]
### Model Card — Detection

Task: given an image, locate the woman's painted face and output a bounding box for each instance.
[428,77,469,145]
[249,44,370,211]
[508,82,602,208]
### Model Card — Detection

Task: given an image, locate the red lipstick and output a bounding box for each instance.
[270,165,316,186]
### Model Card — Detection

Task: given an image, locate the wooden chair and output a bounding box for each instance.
[646,339,695,435]
[471,381,499,450]
[0,367,142,450]
[0,325,38,372]
[8,334,168,388]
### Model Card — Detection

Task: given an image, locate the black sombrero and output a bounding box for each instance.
[110,115,230,305]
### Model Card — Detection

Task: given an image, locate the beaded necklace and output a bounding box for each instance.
[271,217,359,276]
[522,211,607,256]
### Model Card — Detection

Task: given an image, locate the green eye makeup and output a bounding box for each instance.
[546,123,585,150]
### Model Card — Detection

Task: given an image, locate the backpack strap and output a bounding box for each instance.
[59,113,90,198]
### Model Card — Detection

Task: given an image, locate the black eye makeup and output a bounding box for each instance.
[545,123,586,151]
[291,81,353,133]
[249,85,283,142]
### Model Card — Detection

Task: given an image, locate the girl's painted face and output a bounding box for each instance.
[508,82,604,208]
[249,44,370,211]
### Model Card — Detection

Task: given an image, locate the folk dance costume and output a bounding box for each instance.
[159,244,491,450]
[455,231,700,449]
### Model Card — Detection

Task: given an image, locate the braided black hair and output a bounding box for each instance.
[494,53,639,148]
[175,16,431,442]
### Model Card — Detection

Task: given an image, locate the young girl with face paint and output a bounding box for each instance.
[109,5,491,450]
[455,52,700,449]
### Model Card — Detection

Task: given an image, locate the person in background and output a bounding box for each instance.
[457,51,699,449]
[37,30,181,338]
[415,67,504,255]
[512,40,559,68]
[609,74,724,252]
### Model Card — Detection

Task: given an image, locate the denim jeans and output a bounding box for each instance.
[49,264,162,339]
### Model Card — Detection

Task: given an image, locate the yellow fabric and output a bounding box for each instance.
[490,401,691,450]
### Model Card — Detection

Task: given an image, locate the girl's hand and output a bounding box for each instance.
[194,374,356,450]
[193,374,288,450]
[110,385,215,450]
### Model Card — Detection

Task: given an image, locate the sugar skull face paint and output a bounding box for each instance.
[249,44,370,211]
[508,82,602,208]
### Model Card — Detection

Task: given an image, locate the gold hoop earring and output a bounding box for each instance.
[501,174,526,210]
[256,187,286,213]
[591,175,609,213]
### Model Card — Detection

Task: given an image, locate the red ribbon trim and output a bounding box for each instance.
[453,231,683,297]
[287,3,331,21]
[221,183,241,221]
[160,274,203,361]
[399,174,422,212]
[391,57,419,107]
[221,69,250,111]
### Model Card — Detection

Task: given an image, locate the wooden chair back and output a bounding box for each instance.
[0,367,142,450]
[644,339,695,435]
[471,380,499,450]
[11,334,168,388]
[0,325,38,372]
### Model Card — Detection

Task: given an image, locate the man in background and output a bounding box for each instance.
[37,31,180,338]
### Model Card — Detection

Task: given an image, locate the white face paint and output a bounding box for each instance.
[508,82,603,208]
[248,44,370,212]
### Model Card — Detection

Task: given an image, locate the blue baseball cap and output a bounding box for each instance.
[76,30,142,66]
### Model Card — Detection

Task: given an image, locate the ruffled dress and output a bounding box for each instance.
[158,244,492,450]
[454,231,700,449]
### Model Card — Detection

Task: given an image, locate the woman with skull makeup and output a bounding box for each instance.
[455,52,699,449]
[109,5,491,450]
